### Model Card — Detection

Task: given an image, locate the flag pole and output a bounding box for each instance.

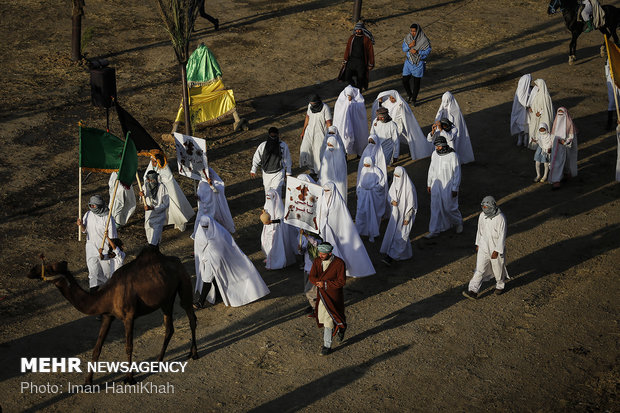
[605,35,620,121]
[101,179,119,252]
[78,124,83,241]
[135,172,146,205]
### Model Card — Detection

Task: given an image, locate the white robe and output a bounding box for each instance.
[510,74,532,136]
[355,158,386,242]
[435,91,475,164]
[319,135,348,205]
[108,172,136,226]
[370,118,400,163]
[251,140,292,195]
[427,128,457,149]
[380,166,417,260]
[526,79,554,151]
[144,162,194,231]
[192,168,235,239]
[372,90,433,160]
[300,103,332,173]
[319,182,375,278]
[333,85,368,156]
[358,138,388,213]
[144,181,169,245]
[81,210,117,288]
[549,108,578,184]
[605,61,619,111]
[261,189,298,269]
[194,215,270,307]
[468,211,509,293]
[427,151,462,234]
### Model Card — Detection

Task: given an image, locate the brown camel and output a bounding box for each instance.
[27,245,199,384]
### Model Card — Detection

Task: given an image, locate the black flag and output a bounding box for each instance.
[115,103,166,164]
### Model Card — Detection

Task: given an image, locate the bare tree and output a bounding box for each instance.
[71,0,85,61]
[156,0,201,136]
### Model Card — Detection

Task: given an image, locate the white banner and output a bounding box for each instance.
[173,132,209,181]
[283,176,323,232]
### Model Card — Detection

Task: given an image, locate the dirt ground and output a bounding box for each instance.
[1,0,619,411]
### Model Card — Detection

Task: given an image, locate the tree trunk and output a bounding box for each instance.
[71,12,82,61]
[352,0,362,23]
[180,63,193,136]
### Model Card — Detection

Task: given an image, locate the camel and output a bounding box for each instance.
[27,245,199,384]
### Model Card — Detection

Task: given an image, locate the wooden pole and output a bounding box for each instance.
[604,35,620,121]
[135,172,147,205]
[78,167,82,241]
[101,180,119,252]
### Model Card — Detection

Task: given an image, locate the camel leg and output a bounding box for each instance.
[123,317,137,384]
[178,277,199,359]
[86,315,114,385]
[157,307,175,361]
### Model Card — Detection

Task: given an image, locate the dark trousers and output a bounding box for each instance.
[402,75,421,103]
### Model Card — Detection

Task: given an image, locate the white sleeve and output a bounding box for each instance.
[494,214,507,254]
[281,142,292,175]
[251,142,265,174]
[451,156,461,192]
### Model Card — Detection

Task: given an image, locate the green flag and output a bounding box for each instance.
[79,126,125,172]
[117,133,138,187]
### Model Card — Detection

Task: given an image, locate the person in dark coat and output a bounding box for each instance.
[308,242,347,355]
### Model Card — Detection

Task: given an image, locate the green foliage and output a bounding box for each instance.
[156,0,201,64]
[81,26,94,55]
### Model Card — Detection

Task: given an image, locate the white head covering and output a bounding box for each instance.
[510,74,532,135]
[333,85,368,156]
[549,107,578,180]
[527,79,554,148]
[372,90,432,159]
[264,188,285,220]
[319,135,348,204]
[435,91,475,164]
[380,166,417,260]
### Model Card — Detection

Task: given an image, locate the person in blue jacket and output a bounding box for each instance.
[402,24,431,106]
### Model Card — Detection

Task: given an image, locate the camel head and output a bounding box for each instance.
[28,256,73,286]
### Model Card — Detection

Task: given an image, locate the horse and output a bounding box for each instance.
[548,0,619,64]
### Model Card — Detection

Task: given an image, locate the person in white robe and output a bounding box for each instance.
[100,238,126,278]
[427,118,458,149]
[141,170,170,246]
[251,127,292,196]
[108,171,136,227]
[300,94,332,173]
[372,90,433,160]
[355,157,386,242]
[425,136,462,238]
[380,166,417,264]
[319,182,375,277]
[333,85,368,156]
[531,122,553,183]
[526,79,554,151]
[261,188,298,269]
[605,60,620,130]
[463,196,510,299]
[358,135,388,213]
[510,74,532,146]
[319,135,348,205]
[435,91,475,164]
[369,107,400,164]
[76,194,117,290]
[549,107,578,189]
[194,215,270,308]
[191,167,235,239]
[143,154,194,231]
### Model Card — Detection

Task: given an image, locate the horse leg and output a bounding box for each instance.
[178,270,199,359]
[86,315,114,385]
[569,31,579,64]
[123,317,136,384]
[157,305,175,361]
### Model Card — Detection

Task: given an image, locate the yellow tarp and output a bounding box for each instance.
[175,78,236,126]
[605,35,620,89]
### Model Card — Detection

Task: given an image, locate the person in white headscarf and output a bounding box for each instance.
[372,90,433,160]
[261,188,298,270]
[333,85,369,156]
[76,194,118,291]
[251,127,292,196]
[108,171,136,227]
[355,157,386,242]
[358,135,388,210]
[434,91,475,164]
[320,126,346,160]
[510,74,533,147]
[194,215,270,308]
[531,122,553,183]
[143,154,194,232]
[463,196,510,299]
[370,107,400,164]
[549,107,578,189]
[380,166,417,265]
[191,167,235,239]
[319,134,348,204]
[300,94,332,174]
[141,170,170,246]
[426,136,462,238]
[319,182,375,277]
[526,79,554,151]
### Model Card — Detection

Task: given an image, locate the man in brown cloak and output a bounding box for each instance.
[308,242,347,355]
[338,21,375,91]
